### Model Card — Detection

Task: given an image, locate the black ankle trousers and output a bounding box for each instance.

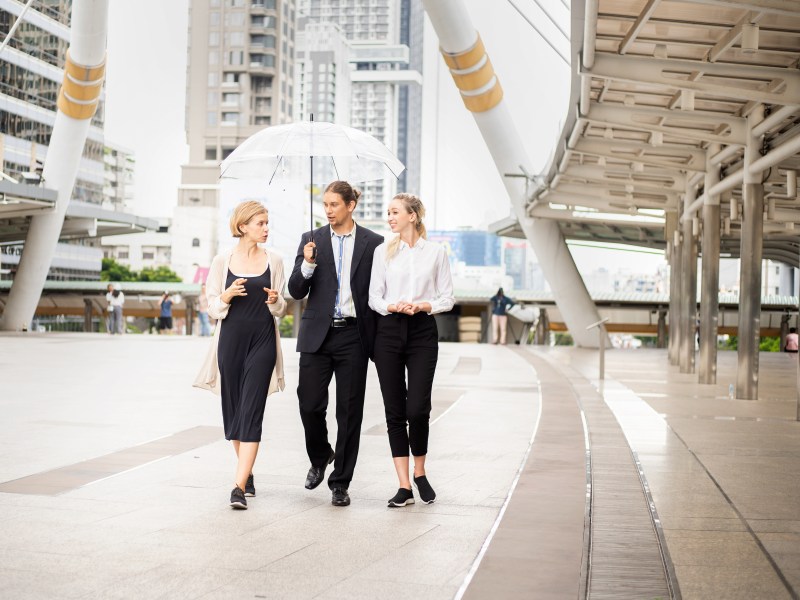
[373,312,439,457]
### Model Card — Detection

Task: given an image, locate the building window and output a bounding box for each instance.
[207,112,218,126]
[117,250,129,260]
[209,31,220,46]
[205,147,217,160]
[143,252,155,260]
[192,238,201,248]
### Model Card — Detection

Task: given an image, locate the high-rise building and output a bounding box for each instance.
[0,0,153,281]
[297,0,423,223]
[180,0,298,266]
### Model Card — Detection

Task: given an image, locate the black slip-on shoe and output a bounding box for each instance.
[331,486,350,507]
[244,473,255,497]
[230,486,247,510]
[388,488,415,507]
[413,475,436,504]
[305,450,335,490]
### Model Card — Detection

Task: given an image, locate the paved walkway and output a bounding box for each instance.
[0,333,797,599]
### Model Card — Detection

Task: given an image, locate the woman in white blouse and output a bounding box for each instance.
[369,193,454,507]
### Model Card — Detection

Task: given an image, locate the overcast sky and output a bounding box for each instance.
[103,0,666,274]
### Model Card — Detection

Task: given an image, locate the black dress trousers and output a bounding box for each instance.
[373,312,438,457]
[297,322,368,489]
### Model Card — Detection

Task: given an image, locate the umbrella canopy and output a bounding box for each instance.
[219,120,405,184]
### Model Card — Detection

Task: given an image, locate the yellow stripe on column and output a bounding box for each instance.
[451,56,496,92]
[442,36,486,70]
[441,35,503,113]
[57,50,106,120]
[462,81,504,113]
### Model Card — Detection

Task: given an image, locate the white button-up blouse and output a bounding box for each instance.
[368,237,455,316]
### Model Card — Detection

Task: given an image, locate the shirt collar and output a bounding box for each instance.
[330,223,357,238]
[399,236,426,250]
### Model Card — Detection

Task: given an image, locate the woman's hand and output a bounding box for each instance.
[263,287,279,305]
[222,278,247,303]
[390,301,409,314]
[401,302,430,315]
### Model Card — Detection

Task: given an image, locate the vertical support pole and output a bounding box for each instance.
[83,298,93,332]
[185,297,194,336]
[699,144,721,384]
[657,309,667,348]
[598,323,606,381]
[736,106,765,400]
[666,211,680,365]
[680,187,698,374]
[538,308,550,346]
[780,314,790,351]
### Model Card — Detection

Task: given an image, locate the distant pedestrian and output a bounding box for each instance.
[369,193,454,508]
[490,287,515,345]
[197,283,211,336]
[158,292,173,334]
[104,283,114,333]
[785,327,799,353]
[193,201,286,510]
[106,283,125,335]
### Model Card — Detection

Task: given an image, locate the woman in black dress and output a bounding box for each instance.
[196,200,287,509]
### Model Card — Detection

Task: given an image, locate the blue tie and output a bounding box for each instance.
[335,234,345,318]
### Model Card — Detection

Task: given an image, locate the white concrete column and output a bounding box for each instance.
[699,144,721,384]
[736,106,766,400]
[679,187,698,374]
[421,0,604,347]
[1,0,110,331]
[666,211,680,366]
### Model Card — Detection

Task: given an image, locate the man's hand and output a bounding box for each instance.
[303,241,317,263]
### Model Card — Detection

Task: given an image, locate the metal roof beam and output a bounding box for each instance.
[538,189,677,211]
[586,54,800,105]
[706,11,765,63]
[585,103,747,145]
[560,164,687,190]
[554,182,679,205]
[689,0,800,18]
[573,138,707,171]
[618,0,662,55]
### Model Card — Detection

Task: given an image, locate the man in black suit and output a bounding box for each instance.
[288,180,384,507]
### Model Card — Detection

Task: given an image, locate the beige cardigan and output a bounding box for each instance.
[193,247,287,396]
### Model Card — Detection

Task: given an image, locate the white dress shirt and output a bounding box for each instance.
[300,224,357,318]
[368,237,454,316]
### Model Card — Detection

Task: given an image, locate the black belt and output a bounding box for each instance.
[331,317,357,328]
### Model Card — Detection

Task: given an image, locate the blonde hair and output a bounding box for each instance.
[230,200,268,237]
[386,193,427,261]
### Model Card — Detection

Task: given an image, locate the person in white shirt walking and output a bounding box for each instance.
[105,283,125,334]
[369,193,454,508]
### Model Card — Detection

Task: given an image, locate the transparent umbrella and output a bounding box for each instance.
[220,119,405,237]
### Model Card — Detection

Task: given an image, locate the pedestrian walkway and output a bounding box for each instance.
[0,333,797,599]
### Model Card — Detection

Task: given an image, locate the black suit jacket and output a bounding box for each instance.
[288,224,384,358]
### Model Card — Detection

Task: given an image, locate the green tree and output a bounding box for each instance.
[101,258,137,282]
[138,265,182,282]
[101,258,182,283]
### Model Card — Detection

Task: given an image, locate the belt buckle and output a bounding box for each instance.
[332,318,347,328]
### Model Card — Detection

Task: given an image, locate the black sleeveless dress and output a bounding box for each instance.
[217,267,276,442]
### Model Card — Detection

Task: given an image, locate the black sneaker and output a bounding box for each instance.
[388,488,415,507]
[413,475,436,504]
[245,473,255,497]
[230,486,247,509]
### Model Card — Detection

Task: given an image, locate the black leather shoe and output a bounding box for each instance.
[305,450,335,490]
[331,486,350,507]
